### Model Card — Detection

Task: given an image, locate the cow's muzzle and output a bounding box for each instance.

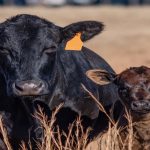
[131,100,150,112]
[12,80,48,96]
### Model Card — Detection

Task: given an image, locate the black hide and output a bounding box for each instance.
[0,14,119,149]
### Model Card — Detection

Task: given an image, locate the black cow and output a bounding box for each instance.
[0,14,119,149]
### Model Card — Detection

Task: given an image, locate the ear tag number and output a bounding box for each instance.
[65,33,83,51]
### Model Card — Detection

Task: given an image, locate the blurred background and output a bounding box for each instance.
[0,0,150,73]
[0,0,150,6]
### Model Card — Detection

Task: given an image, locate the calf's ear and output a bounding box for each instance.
[86,69,116,85]
[62,21,104,42]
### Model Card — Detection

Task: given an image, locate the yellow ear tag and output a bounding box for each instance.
[65,33,83,51]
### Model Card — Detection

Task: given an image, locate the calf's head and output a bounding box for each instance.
[86,66,150,114]
[0,14,104,97]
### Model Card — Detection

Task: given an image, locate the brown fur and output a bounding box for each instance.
[87,66,150,150]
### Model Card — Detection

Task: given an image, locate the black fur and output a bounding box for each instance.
[0,14,119,149]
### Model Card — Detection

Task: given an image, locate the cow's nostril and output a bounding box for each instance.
[131,101,142,110]
[132,102,138,108]
[15,83,24,91]
[35,82,43,89]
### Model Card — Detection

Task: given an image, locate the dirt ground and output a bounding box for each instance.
[0,6,149,73]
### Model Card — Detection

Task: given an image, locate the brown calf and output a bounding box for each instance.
[86,66,150,150]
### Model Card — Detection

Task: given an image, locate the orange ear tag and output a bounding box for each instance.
[65,33,83,51]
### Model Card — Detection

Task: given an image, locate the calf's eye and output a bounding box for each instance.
[119,88,129,96]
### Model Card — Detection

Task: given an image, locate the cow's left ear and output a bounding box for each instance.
[62,21,104,42]
[86,69,116,85]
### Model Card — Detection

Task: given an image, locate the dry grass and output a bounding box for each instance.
[0,103,138,150]
[0,116,12,150]
[0,90,143,150]
[0,104,90,150]
[34,104,90,150]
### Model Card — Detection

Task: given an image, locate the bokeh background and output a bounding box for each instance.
[0,1,150,73]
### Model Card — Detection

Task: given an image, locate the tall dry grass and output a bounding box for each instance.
[0,105,138,150]
[0,88,140,150]
[34,104,90,150]
[0,103,90,150]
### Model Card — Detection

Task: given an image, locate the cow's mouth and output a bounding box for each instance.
[131,100,150,113]
[14,94,50,102]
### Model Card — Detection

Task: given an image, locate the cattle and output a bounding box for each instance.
[0,14,120,149]
[86,66,150,150]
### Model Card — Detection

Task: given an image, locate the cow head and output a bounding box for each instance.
[0,14,104,97]
[86,66,150,114]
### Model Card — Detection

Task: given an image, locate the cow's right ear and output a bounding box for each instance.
[62,21,104,42]
[86,69,116,85]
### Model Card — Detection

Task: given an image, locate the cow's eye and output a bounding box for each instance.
[0,48,10,55]
[43,46,57,54]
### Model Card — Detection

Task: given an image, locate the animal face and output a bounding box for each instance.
[0,14,104,97]
[117,66,150,113]
[86,66,150,114]
[0,15,60,97]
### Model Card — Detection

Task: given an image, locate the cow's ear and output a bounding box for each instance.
[62,21,104,42]
[86,69,116,85]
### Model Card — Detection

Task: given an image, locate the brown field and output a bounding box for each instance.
[0,6,150,150]
[0,6,150,73]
